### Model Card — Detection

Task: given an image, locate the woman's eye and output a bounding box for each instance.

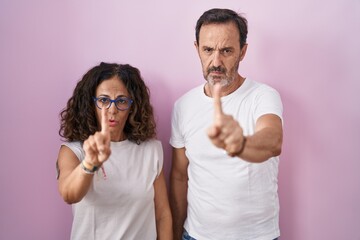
[99,98,110,104]
[117,98,127,104]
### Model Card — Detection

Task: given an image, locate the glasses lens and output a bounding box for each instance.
[97,97,111,109]
[115,97,131,110]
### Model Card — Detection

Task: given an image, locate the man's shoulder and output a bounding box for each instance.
[174,84,204,105]
[245,78,279,95]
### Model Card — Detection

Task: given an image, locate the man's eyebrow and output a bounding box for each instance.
[220,46,234,51]
[201,46,234,51]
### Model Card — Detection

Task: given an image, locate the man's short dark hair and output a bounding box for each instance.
[195,8,248,49]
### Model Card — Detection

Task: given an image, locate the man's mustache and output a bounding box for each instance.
[208,66,226,74]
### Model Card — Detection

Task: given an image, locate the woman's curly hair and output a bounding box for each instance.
[59,62,156,144]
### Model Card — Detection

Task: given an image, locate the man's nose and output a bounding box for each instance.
[211,50,222,67]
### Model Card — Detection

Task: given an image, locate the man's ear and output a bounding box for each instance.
[240,44,248,61]
[194,41,201,57]
[194,41,199,50]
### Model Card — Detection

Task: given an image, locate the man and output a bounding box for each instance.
[170,8,283,240]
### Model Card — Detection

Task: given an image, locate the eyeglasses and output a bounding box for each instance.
[93,96,133,111]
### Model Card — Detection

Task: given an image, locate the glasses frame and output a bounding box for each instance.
[93,96,133,111]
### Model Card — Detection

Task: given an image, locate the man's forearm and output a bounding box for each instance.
[238,126,282,163]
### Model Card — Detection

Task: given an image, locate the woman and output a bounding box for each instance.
[56,62,172,239]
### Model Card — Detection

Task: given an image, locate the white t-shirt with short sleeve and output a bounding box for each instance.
[170,78,283,240]
[62,139,163,240]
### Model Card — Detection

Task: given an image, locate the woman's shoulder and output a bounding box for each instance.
[61,141,84,161]
[141,139,162,149]
[61,141,82,148]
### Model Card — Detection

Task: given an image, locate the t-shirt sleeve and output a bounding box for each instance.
[154,140,164,178]
[169,101,185,148]
[61,141,85,162]
[56,142,84,180]
[253,86,283,124]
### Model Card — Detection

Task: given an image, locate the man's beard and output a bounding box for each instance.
[205,62,239,87]
[207,75,232,87]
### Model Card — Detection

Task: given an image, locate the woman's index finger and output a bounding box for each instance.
[101,107,109,134]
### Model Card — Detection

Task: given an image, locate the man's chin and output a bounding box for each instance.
[207,77,230,87]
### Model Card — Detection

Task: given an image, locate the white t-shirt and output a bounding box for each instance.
[170,79,283,240]
[62,139,163,240]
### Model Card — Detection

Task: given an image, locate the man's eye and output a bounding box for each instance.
[222,49,232,54]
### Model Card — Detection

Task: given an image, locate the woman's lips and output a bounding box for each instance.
[109,120,117,127]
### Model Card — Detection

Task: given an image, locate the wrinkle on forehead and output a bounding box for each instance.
[199,22,240,50]
[96,77,129,98]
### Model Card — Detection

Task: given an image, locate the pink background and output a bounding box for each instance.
[1,0,359,239]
